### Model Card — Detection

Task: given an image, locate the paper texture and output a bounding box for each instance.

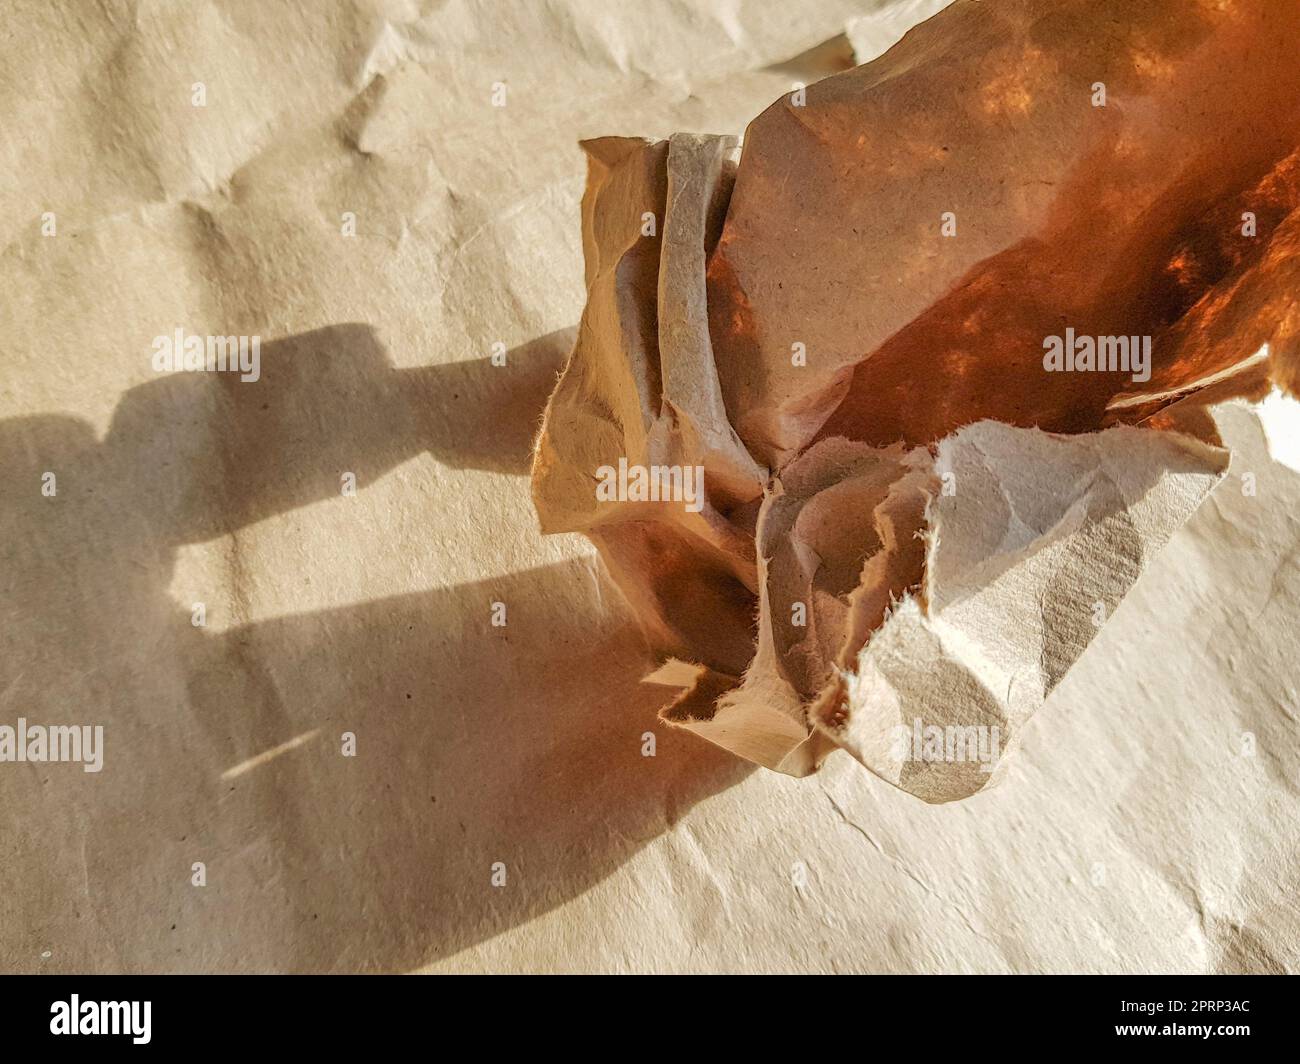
[3,0,1298,974]
[533,0,1294,801]
[710,0,1300,464]
[646,424,1229,802]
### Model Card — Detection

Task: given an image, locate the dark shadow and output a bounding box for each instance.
[0,324,749,973]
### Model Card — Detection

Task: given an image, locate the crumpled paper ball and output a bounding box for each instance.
[532,0,1299,801]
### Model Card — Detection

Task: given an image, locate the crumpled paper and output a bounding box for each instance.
[532,0,1298,801]
[7,0,1300,976]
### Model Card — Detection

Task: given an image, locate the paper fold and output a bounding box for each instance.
[532,0,1295,801]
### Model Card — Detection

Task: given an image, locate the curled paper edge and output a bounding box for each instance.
[658,421,1229,802]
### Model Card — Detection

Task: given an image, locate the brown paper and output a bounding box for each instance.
[7,0,1300,975]
[532,0,1296,802]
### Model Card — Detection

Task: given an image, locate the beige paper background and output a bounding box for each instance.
[2,0,1296,973]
